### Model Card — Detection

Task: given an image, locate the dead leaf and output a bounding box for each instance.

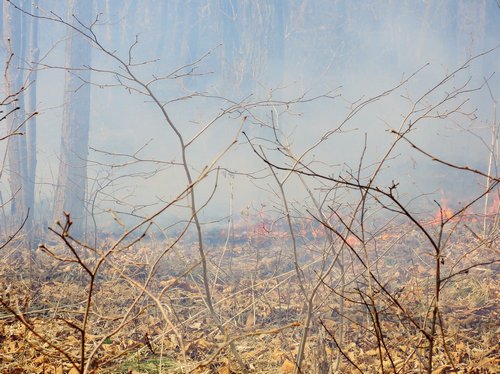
[191,321,202,329]
[66,335,80,346]
[281,359,295,373]
[197,338,212,349]
[432,365,452,374]
[245,312,255,328]
[33,355,47,365]
[1,354,14,362]
[218,358,231,374]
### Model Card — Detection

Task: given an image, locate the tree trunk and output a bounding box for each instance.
[3,1,31,244]
[53,0,92,238]
[24,0,39,247]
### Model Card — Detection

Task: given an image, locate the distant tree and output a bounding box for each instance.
[53,0,93,237]
[219,1,286,94]
[24,0,39,246]
[220,0,246,92]
[266,1,286,86]
[2,0,35,247]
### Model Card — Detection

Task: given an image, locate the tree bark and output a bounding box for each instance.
[24,0,39,247]
[3,1,31,243]
[53,0,93,238]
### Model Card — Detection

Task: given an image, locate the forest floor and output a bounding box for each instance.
[0,218,498,373]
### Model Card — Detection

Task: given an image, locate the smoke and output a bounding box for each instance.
[3,0,497,232]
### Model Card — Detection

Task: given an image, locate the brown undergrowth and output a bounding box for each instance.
[0,218,498,374]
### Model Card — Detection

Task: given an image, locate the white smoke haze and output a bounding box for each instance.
[1,0,499,233]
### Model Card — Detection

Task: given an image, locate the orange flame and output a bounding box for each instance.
[381,233,391,241]
[346,236,360,247]
[429,195,454,224]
